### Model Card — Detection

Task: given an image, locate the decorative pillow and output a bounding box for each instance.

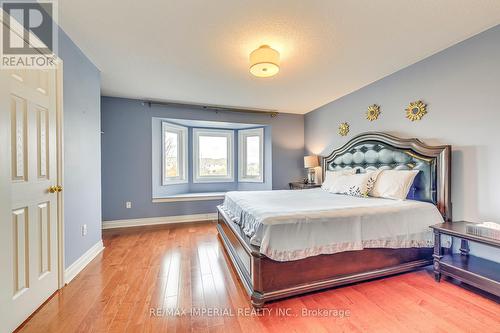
[370,170,419,200]
[321,169,357,190]
[329,171,380,197]
[405,171,422,200]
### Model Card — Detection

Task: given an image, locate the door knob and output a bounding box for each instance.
[48,186,58,193]
[56,185,63,192]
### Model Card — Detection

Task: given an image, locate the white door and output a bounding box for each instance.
[0,66,60,333]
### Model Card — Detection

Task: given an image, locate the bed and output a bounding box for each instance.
[217,132,451,307]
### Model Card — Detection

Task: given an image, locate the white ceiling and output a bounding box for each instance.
[59,0,500,114]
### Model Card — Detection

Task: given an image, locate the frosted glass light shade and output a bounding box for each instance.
[249,45,280,78]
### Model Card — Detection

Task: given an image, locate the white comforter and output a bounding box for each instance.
[220,189,446,261]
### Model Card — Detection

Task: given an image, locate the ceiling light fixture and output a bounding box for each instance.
[249,45,280,78]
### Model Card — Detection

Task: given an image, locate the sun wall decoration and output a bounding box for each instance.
[338,122,350,136]
[366,104,381,121]
[405,101,427,121]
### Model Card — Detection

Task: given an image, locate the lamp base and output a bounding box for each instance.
[307,168,316,184]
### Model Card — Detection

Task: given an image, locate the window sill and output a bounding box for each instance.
[192,178,235,184]
[152,192,226,203]
[162,180,188,186]
[238,178,264,183]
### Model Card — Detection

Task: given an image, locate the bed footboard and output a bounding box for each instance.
[217,206,433,308]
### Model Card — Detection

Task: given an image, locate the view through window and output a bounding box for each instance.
[199,135,228,177]
[245,135,260,177]
[164,131,179,177]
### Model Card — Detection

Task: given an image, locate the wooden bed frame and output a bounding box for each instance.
[217,132,451,307]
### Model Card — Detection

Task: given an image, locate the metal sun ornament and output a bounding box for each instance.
[406,101,427,121]
[338,122,350,136]
[366,104,381,121]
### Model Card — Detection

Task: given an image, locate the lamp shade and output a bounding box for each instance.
[304,155,319,168]
[249,45,280,78]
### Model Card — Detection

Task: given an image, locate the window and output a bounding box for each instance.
[162,122,187,185]
[238,128,264,182]
[193,128,234,183]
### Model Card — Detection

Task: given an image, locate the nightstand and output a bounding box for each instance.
[288,182,321,190]
[430,221,500,297]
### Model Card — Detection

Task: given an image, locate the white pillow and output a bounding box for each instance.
[329,171,380,197]
[370,170,419,200]
[321,169,356,190]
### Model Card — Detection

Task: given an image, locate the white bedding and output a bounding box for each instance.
[220,189,447,261]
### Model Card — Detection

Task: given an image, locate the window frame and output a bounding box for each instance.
[193,128,234,183]
[238,127,264,183]
[162,121,188,185]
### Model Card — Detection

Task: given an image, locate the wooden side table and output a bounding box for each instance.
[288,182,321,190]
[430,221,500,297]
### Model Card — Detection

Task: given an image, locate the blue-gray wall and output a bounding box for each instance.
[305,24,500,262]
[59,30,102,268]
[101,97,304,221]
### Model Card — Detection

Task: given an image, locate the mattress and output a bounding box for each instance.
[220,188,448,261]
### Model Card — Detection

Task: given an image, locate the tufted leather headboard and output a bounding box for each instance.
[323,132,451,221]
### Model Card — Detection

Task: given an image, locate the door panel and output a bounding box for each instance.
[37,107,49,180]
[38,201,50,276]
[11,95,27,182]
[12,207,29,297]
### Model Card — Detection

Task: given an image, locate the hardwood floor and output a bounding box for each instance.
[17,222,499,333]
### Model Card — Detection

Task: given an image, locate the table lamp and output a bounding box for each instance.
[304,155,319,184]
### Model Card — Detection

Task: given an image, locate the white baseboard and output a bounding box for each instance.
[101,212,217,230]
[64,240,104,284]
